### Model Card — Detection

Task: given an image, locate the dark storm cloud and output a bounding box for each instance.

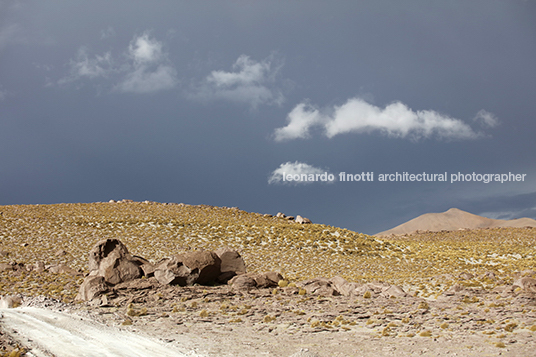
[1,1,535,235]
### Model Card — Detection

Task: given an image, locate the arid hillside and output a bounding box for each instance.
[1,201,536,356]
[0,201,535,302]
[376,208,536,236]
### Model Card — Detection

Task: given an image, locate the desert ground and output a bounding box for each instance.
[1,201,535,356]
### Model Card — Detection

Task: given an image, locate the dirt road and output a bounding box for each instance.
[0,307,195,357]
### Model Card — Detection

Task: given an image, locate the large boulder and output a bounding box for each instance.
[228,271,283,291]
[215,247,246,274]
[229,275,257,291]
[253,271,283,288]
[155,250,221,286]
[131,255,156,276]
[154,256,194,286]
[88,239,142,285]
[178,250,221,285]
[215,247,246,283]
[75,276,108,302]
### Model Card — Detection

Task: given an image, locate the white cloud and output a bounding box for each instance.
[116,65,177,94]
[274,97,489,141]
[115,33,177,93]
[59,31,177,94]
[208,55,271,86]
[474,109,499,128]
[128,33,163,64]
[191,54,284,108]
[268,161,334,185]
[273,102,322,141]
[64,47,112,81]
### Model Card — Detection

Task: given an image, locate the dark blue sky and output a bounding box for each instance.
[1,1,535,234]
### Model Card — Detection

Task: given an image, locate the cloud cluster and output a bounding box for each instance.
[274,98,497,141]
[190,54,284,108]
[65,47,113,80]
[268,161,332,185]
[473,109,499,128]
[59,33,285,101]
[60,32,177,94]
[115,34,177,93]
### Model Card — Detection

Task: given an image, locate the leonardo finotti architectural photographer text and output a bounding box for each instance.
[281,172,527,184]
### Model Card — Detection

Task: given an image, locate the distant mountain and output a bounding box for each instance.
[375,208,536,236]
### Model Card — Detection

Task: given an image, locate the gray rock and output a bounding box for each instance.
[76,276,108,302]
[253,271,283,288]
[215,247,246,278]
[229,275,257,291]
[297,278,340,296]
[87,238,142,285]
[380,284,407,298]
[330,276,359,296]
[295,215,312,224]
[177,250,221,285]
[154,256,193,286]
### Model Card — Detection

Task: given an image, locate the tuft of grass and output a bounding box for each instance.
[199,309,209,318]
[263,315,276,323]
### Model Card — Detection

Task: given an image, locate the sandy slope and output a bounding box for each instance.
[0,307,195,357]
[376,208,536,236]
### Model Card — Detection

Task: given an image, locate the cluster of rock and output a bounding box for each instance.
[0,257,81,276]
[273,212,312,224]
[75,238,414,304]
[106,199,194,206]
[228,274,408,298]
[228,271,284,291]
[75,239,536,305]
[295,276,407,298]
[76,239,248,301]
[108,199,135,203]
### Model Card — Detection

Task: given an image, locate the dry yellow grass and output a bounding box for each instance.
[0,201,535,302]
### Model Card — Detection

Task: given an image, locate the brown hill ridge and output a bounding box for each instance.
[376,207,536,236]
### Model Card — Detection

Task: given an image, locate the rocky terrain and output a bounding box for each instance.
[1,201,536,356]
